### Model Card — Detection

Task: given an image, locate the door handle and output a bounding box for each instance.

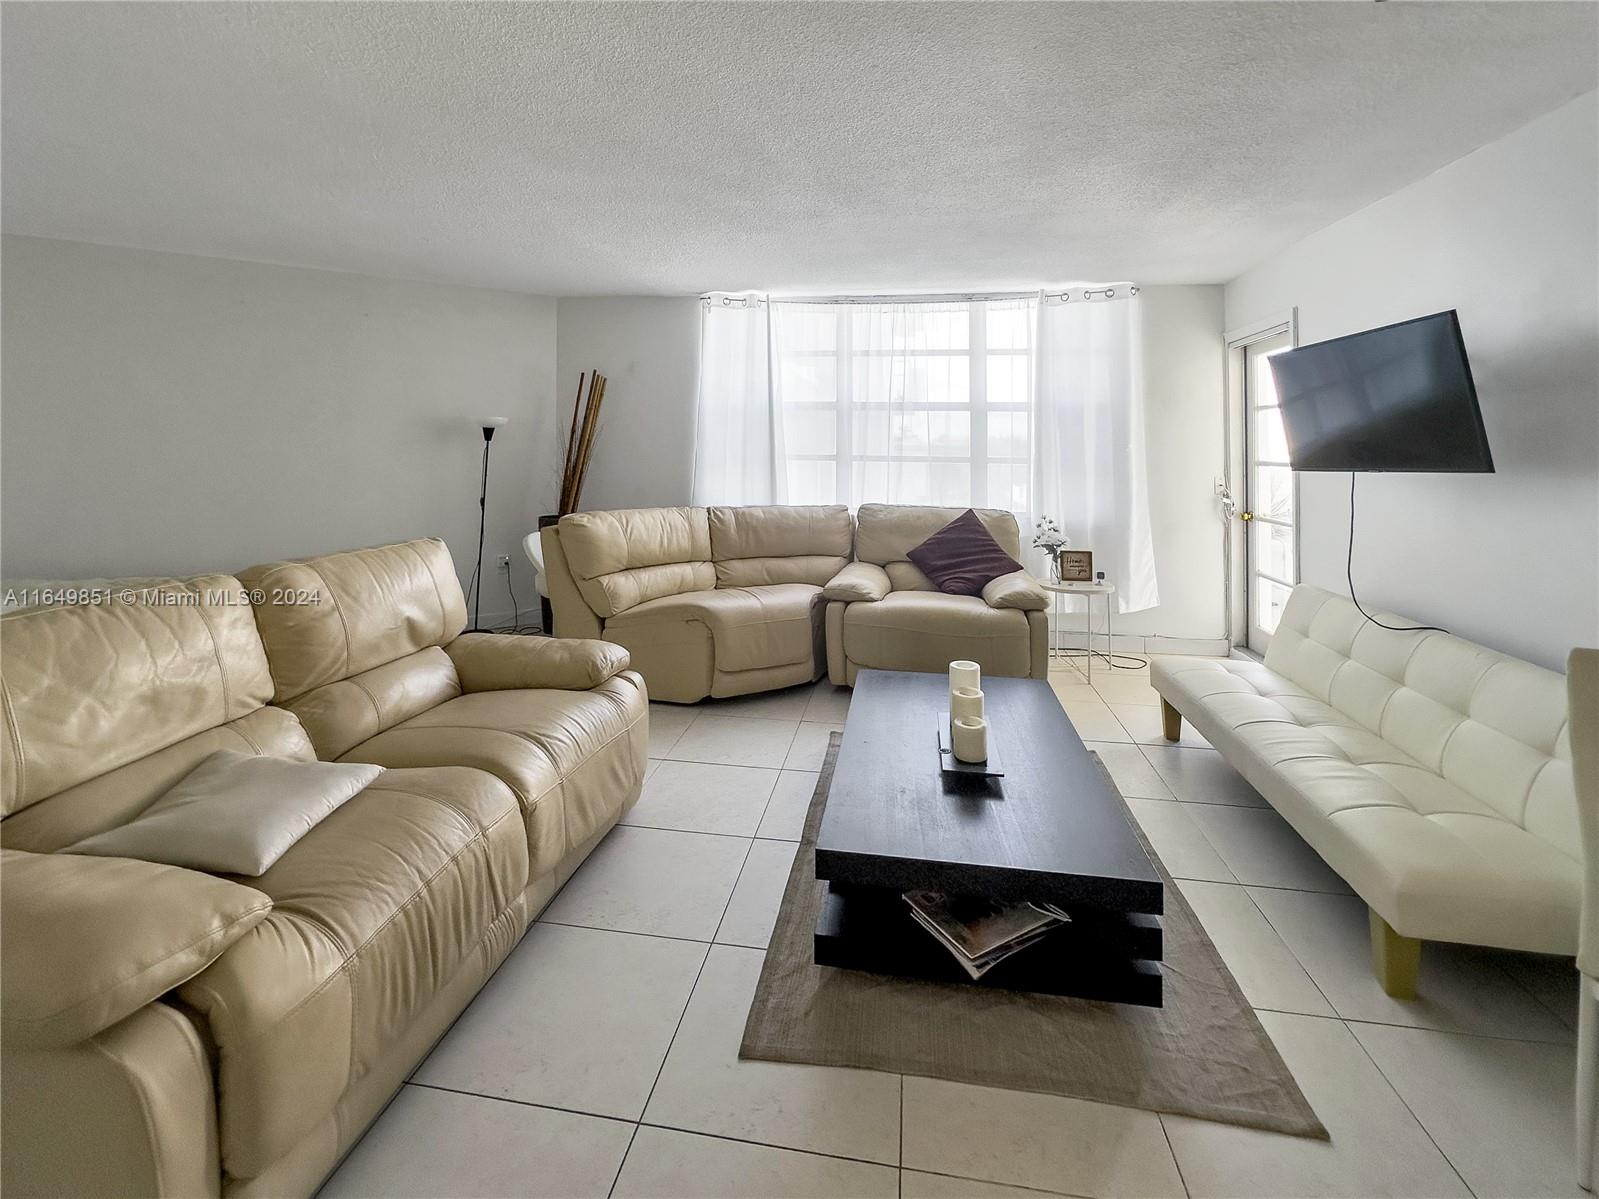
[1239,510,1254,522]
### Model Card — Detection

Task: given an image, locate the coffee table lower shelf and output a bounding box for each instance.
[813,885,1163,1007]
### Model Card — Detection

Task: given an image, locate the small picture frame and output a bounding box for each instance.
[1058,549,1094,583]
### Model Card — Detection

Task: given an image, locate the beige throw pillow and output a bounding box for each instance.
[68,750,381,876]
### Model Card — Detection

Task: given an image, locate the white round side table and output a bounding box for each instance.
[1038,580,1142,681]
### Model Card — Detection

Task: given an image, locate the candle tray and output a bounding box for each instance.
[936,712,1006,778]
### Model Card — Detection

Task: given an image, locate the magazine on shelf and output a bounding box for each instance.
[902,890,1070,979]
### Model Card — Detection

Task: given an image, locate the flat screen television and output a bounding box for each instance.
[1267,311,1494,472]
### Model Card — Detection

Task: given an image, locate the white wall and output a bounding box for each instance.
[2,236,558,628]
[554,288,1229,642]
[1225,93,1599,670]
[553,296,702,511]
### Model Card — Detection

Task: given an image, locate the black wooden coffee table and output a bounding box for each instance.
[813,668,1164,1005]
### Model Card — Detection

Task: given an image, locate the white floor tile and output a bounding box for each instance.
[1183,804,1352,894]
[1090,675,1161,706]
[900,1076,1183,1198]
[624,760,780,837]
[1126,798,1236,884]
[1140,745,1268,807]
[1164,1011,1470,1198]
[1084,742,1174,800]
[644,945,902,1164]
[1109,702,1212,749]
[644,758,662,782]
[756,770,821,841]
[785,721,844,770]
[699,685,815,721]
[1248,887,1575,1042]
[1060,703,1132,743]
[648,704,698,759]
[1486,948,1579,1031]
[716,838,800,949]
[542,826,750,941]
[613,1126,898,1199]
[666,715,800,768]
[804,682,853,724]
[1174,879,1334,1016]
[1350,1021,1583,1199]
[413,924,705,1120]
[901,1172,1077,1199]
[320,1085,633,1199]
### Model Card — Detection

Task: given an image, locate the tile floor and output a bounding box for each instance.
[320,658,1583,1199]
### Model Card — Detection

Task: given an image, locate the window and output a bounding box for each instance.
[770,298,1037,514]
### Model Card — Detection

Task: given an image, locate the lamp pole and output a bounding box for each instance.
[472,417,509,632]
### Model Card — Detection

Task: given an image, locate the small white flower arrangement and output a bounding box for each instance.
[1031,515,1069,554]
[1032,516,1069,582]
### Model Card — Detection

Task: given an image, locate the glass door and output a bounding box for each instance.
[1243,334,1296,653]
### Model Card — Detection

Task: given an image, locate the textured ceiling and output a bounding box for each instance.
[3,2,1595,295]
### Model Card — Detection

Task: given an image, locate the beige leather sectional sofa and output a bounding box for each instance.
[1154,584,1577,998]
[0,538,646,1198]
[543,502,1048,702]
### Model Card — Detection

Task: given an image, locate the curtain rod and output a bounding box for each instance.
[704,286,1139,307]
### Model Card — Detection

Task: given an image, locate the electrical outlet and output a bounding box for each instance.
[496,555,511,572]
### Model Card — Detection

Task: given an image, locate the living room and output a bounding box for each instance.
[2,4,1597,1198]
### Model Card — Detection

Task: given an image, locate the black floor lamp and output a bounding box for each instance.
[471,416,509,632]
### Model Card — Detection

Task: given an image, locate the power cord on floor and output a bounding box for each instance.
[1347,473,1449,635]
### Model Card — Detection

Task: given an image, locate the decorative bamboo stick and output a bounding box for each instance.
[561,370,586,497]
[567,372,605,513]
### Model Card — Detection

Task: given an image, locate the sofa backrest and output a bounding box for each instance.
[708,505,852,587]
[0,576,315,853]
[1266,585,1574,849]
[558,507,716,618]
[239,538,466,758]
[854,504,1022,591]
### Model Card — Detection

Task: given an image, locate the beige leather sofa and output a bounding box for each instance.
[543,504,851,702]
[1154,584,1577,998]
[0,539,646,1198]
[544,503,1048,701]
[823,504,1047,685]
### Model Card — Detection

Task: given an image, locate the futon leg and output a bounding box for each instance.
[1369,908,1421,999]
[1578,976,1598,1190]
[1160,699,1182,742]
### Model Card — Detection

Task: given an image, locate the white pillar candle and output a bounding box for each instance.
[950,687,984,721]
[949,660,981,696]
[952,716,988,763]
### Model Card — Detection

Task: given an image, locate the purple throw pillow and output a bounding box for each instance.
[905,509,1023,596]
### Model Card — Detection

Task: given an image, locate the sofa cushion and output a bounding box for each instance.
[905,509,1023,596]
[176,766,525,1179]
[607,584,823,674]
[240,539,466,703]
[854,504,1023,571]
[67,751,382,876]
[340,674,648,879]
[557,507,715,617]
[841,592,1034,679]
[708,505,852,587]
[1,575,276,817]
[281,646,463,760]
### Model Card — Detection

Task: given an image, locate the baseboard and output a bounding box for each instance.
[1049,631,1229,656]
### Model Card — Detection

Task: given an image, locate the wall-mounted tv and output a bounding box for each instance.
[1267,311,1494,473]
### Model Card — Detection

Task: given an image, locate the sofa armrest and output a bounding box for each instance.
[446,632,630,692]
[981,570,1049,612]
[823,562,892,603]
[1,849,271,1049]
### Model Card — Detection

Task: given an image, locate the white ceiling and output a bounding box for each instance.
[3,2,1594,296]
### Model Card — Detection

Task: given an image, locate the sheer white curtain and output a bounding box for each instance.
[1031,289,1159,613]
[691,296,781,506]
[768,298,1036,509]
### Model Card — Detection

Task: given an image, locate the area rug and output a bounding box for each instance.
[739,733,1327,1139]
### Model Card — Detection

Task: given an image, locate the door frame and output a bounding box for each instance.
[1222,309,1299,655]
